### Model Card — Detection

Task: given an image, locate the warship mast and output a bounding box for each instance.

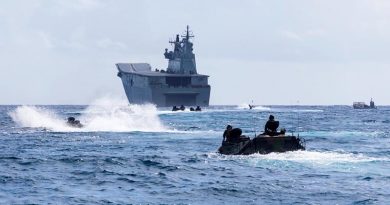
[164,25,197,74]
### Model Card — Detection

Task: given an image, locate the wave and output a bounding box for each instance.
[249,150,388,164]
[236,104,322,112]
[292,109,323,112]
[302,130,384,138]
[9,97,168,132]
[157,109,195,115]
[271,108,324,113]
[211,150,389,165]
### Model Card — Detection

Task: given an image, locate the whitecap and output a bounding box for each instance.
[209,150,389,165]
[237,103,271,111]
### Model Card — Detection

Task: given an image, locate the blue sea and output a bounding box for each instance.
[1,99,390,204]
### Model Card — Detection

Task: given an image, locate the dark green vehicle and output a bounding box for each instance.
[218,134,305,155]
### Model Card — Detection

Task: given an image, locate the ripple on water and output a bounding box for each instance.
[138,159,180,171]
[116,177,136,183]
[2,105,390,204]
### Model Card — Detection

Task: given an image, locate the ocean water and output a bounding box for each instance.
[1,98,390,204]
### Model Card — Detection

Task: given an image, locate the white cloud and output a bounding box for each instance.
[1,0,390,104]
[280,30,303,41]
[57,0,104,11]
[36,31,54,49]
[97,38,127,49]
[304,28,326,38]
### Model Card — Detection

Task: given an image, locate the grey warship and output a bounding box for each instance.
[116,26,211,107]
[353,98,376,109]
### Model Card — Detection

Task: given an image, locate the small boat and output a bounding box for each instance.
[218,134,305,155]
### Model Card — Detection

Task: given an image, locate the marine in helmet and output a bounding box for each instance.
[264,115,279,136]
[222,125,233,143]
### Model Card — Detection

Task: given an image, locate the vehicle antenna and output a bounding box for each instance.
[252,111,257,137]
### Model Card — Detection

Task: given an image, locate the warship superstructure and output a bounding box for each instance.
[116,26,211,107]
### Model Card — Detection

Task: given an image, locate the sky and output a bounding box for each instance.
[1,0,390,105]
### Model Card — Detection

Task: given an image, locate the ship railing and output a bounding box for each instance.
[150,84,210,88]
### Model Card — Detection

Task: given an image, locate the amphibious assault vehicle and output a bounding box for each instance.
[218,134,305,155]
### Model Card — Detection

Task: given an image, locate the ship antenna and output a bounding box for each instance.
[182,25,194,40]
[186,25,189,39]
[297,100,300,137]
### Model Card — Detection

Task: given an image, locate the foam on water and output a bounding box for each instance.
[303,130,384,138]
[211,150,389,165]
[9,106,71,131]
[249,150,388,164]
[157,109,194,115]
[9,98,169,132]
[252,106,272,111]
[237,103,271,111]
[272,108,324,113]
[158,107,235,115]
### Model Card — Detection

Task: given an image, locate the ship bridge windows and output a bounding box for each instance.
[191,76,207,85]
[166,77,191,87]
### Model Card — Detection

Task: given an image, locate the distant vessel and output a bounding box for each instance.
[353,98,376,109]
[116,26,211,107]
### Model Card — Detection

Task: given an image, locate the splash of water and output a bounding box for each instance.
[237,103,271,111]
[80,98,167,132]
[9,97,168,132]
[252,106,272,111]
[9,106,72,131]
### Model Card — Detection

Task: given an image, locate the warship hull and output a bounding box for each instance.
[117,64,210,107]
